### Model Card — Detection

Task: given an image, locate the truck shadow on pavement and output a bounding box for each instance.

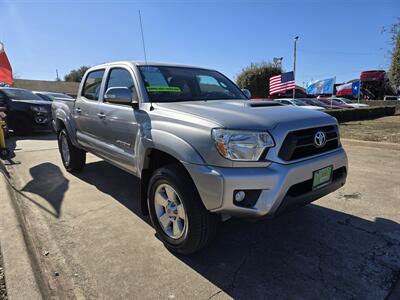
[20,160,400,299]
[20,162,68,218]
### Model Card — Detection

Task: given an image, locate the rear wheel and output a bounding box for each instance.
[148,164,219,254]
[58,128,86,172]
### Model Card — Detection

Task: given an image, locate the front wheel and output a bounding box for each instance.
[148,164,219,255]
[58,129,86,172]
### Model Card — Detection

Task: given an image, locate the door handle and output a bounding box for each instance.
[97,112,106,119]
[75,108,82,113]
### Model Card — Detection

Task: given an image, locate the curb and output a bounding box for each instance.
[0,169,43,300]
[1,158,86,300]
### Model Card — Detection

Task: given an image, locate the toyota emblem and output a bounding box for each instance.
[314,131,326,148]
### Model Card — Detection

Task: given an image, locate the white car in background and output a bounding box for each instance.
[328,97,369,108]
[275,98,325,110]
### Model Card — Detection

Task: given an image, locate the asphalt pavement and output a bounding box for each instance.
[1,133,399,300]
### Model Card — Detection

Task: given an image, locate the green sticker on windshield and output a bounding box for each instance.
[146,86,182,93]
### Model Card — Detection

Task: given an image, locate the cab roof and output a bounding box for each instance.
[93,60,214,71]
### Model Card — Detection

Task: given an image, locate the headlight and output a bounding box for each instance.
[31,106,49,113]
[212,129,275,161]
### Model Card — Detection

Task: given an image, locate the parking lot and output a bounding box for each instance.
[0,133,398,299]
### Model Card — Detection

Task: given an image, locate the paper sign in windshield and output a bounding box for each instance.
[146,86,182,92]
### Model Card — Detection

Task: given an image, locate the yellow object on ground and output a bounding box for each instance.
[0,119,9,159]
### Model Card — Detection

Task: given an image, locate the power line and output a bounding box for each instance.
[298,49,382,56]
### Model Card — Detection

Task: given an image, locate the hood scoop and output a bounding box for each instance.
[247,100,283,108]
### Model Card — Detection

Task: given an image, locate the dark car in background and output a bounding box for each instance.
[0,87,52,135]
[33,91,73,101]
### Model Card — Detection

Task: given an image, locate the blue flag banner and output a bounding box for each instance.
[351,81,360,96]
[306,77,336,95]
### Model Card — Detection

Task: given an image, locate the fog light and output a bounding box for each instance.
[234,191,246,202]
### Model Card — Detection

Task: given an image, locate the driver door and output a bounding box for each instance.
[90,67,139,174]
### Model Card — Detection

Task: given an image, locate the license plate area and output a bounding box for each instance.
[312,165,333,190]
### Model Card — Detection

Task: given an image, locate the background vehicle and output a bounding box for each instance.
[275,98,324,110]
[0,87,52,135]
[33,91,73,101]
[383,95,400,101]
[300,98,339,109]
[317,98,353,109]
[360,70,396,99]
[327,97,368,108]
[52,61,347,254]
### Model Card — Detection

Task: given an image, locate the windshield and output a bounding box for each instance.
[2,89,43,101]
[302,99,327,106]
[139,66,247,102]
[293,99,307,106]
[329,99,344,105]
[340,98,352,104]
[36,93,53,101]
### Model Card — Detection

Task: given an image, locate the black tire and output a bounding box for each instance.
[10,115,32,136]
[148,164,219,255]
[58,128,86,172]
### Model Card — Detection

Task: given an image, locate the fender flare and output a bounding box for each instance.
[54,109,78,146]
[138,129,205,172]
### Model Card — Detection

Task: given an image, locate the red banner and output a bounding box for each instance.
[0,43,13,85]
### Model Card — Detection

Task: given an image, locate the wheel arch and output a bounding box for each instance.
[54,114,78,146]
[139,147,202,216]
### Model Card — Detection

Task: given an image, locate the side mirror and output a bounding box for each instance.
[242,89,251,99]
[104,87,138,107]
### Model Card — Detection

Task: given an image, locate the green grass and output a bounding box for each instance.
[339,115,400,144]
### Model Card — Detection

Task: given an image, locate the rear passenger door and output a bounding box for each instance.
[90,67,139,174]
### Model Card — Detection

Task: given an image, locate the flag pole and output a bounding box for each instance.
[293,36,299,99]
[358,81,361,103]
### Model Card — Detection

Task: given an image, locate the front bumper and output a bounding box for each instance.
[183,148,348,218]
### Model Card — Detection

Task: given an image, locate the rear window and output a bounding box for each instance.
[82,70,105,101]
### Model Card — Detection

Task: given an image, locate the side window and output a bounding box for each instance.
[104,68,136,103]
[82,70,105,101]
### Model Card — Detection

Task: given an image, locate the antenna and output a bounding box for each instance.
[138,10,154,110]
[138,10,148,64]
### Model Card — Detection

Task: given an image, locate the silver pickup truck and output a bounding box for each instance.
[52,61,348,254]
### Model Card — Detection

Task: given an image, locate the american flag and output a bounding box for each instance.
[269,71,295,95]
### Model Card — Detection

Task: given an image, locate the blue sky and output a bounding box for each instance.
[0,0,399,86]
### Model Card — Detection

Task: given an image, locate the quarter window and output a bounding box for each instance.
[82,70,105,101]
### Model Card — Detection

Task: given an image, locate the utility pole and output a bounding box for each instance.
[56,69,60,81]
[293,36,299,99]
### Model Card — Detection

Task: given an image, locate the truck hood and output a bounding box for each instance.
[155,100,333,130]
[12,99,52,106]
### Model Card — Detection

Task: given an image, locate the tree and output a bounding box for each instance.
[64,66,90,82]
[385,19,400,91]
[389,32,400,91]
[236,61,282,98]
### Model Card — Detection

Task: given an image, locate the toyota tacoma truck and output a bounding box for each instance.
[52,61,347,254]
